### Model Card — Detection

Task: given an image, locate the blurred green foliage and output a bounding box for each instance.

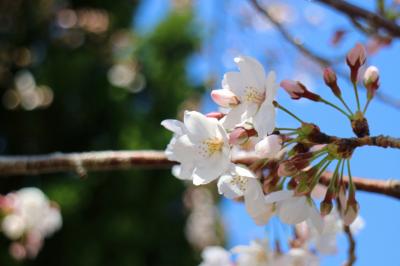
[0,0,202,265]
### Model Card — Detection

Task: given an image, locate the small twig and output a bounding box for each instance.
[315,0,400,37]
[248,0,331,67]
[343,225,357,266]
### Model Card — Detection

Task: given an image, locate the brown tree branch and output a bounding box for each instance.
[0,150,399,199]
[315,0,400,37]
[320,172,400,199]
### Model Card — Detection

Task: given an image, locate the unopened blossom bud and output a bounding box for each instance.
[343,200,359,226]
[323,68,341,97]
[211,89,240,108]
[229,127,250,145]
[280,80,321,102]
[205,112,225,120]
[320,199,333,216]
[346,43,367,83]
[363,66,380,100]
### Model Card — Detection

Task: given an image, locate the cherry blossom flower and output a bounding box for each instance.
[265,190,323,233]
[199,246,232,266]
[212,56,279,138]
[162,111,231,185]
[0,187,62,260]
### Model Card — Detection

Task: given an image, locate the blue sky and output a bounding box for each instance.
[135,0,400,265]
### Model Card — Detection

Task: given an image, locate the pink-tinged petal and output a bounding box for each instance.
[347,43,366,66]
[280,80,304,99]
[244,178,273,225]
[206,112,225,120]
[211,89,240,108]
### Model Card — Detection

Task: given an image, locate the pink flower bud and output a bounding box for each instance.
[346,43,367,83]
[320,199,333,216]
[343,200,359,226]
[363,66,380,100]
[280,80,321,102]
[323,68,341,97]
[205,112,225,120]
[229,127,249,145]
[346,43,366,67]
[323,67,337,84]
[211,89,240,108]
[280,80,304,100]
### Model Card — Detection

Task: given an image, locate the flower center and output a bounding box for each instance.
[230,175,248,192]
[200,138,224,157]
[244,86,265,105]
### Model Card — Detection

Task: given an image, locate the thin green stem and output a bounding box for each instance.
[347,159,355,191]
[353,82,361,112]
[319,98,352,119]
[328,159,342,190]
[275,127,297,131]
[338,96,354,115]
[275,102,304,124]
[311,158,332,189]
[310,149,328,163]
[363,99,371,114]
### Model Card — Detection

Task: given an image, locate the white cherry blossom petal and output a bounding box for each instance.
[244,178,273,225]
[161,119,185,135]
[234,56,266,89]
[277,196,310,224]
[253,102,276,137]
[184,111,219,141]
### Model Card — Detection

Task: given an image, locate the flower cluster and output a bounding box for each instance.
[0,187,62,260]
[163,44,378,256]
